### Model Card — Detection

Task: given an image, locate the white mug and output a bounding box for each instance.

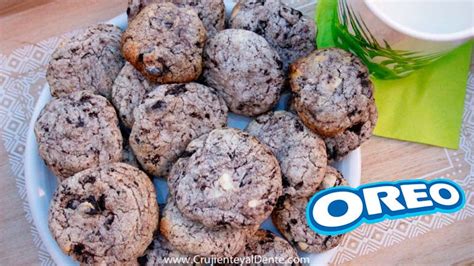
[336,0,474,79]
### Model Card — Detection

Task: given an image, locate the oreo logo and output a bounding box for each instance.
[306,179,465,235]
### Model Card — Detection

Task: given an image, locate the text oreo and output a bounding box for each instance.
[306,179,465,235]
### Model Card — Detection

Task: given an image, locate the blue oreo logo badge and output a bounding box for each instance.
[306,179,466,235]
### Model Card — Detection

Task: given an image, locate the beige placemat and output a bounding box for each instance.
[0,7,473,266]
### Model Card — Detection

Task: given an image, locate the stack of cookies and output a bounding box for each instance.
[36,0,377,264]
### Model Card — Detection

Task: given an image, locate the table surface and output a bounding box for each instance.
[0,1,472,265]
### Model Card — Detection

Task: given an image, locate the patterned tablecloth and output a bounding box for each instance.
[0,1,472,265]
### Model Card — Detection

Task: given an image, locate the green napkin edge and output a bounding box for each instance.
[372,42,472,149]
[315,0,338,48]
[315,0,472,149]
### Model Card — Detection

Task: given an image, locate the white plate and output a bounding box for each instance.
[24,8,361,266]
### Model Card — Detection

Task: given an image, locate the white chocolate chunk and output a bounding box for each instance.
[219,172,234,191]
[248,199,262,208]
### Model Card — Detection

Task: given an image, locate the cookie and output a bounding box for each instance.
[168,128,283,229]
[138,234,192,266]
[112,62,154,128]
[203,29,284,116]
[48,163,159,264]
[272,166,347,253]
[230,0,316,72]
[122,3,206,83]
[160,198,247,258]
[47,24,124,98]
[130,83,228,177]
[290,48,377,137]
[35,91,123,179]
[127,0,225,37]
[287,96,370,163]
[236,229,299,264]
[324,102,377,161]
[246,111,327,197]
[317,165,348,190]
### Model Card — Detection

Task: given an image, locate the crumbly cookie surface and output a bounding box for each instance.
[246,111,327,197]
[203,29,284,116]
[236,229,299,264]
[169,128,282,229]
[122,3,206,83]
[230,0,316,72]
[272,166,347,253]
[160,198,247,258]
[48,163,159,264]
[111,62,154,128]
[35,91,123,179]
[138,234,192,266]
[130,83,228,177]
[324,102,378,161]
[290,48,376,137]
[288,95,376,161]
[127,0,225,37]
[47,24,124,98]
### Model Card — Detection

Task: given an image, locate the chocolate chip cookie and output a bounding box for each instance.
[127,0,225,37]
[130,83,228,177]
[230,0,316,72]
[138,234,192,266]
[246,111,327,198]
[168,128,283,229]
[35,91,123,179]
[203,29,284,116]
[111,62,154,128]
[122,3,206,83]
[290,48,377,137]
[236,229,299,264]
[48,163,159,264]
[47,24,124,98]
[272,166,347,253]
[160,198,247,258]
